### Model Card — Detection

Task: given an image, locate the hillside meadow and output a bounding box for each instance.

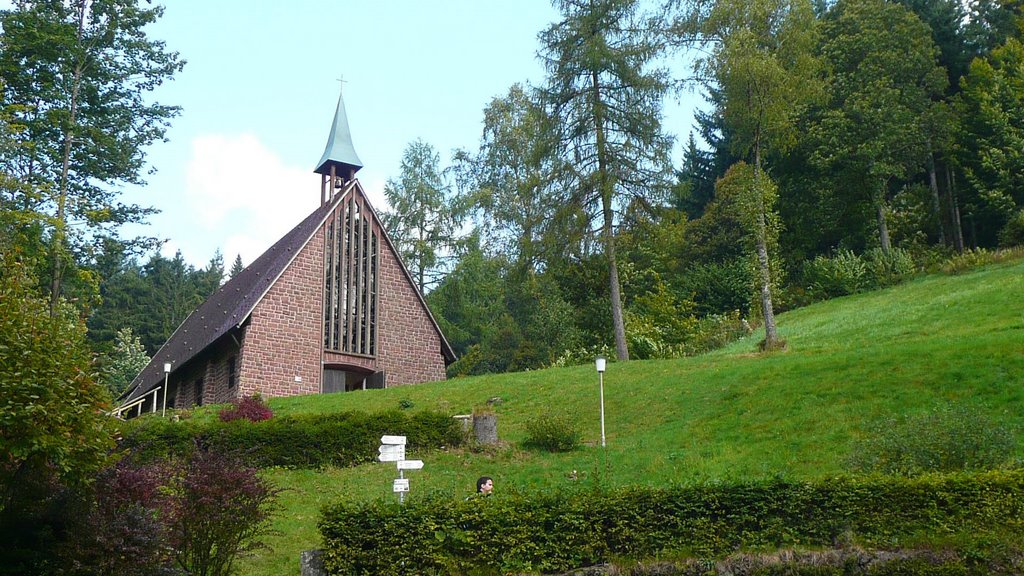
[217,258,1023,575]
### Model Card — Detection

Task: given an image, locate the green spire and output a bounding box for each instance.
[314,88,363,176]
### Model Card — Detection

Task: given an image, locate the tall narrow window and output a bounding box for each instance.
[195,377,205,406]
[227,356,236,388]
[324,193,379,356]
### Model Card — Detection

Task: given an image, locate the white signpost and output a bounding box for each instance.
[378,435,423,503]
[378,444,405,462]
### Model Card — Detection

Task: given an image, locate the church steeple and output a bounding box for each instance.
[315,87,363,204]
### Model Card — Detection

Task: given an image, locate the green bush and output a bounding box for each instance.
[998,209,1024,248]
[681,310,752,356]
[117,408,464,468]
[678,258,753,317]
[803,250,869,301]
[865,247,916,288]
[941,248,996,275]
[522,413,582,452]
[319,471,1024,575]
[847,404,1017,475]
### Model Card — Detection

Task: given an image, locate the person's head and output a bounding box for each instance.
[476,476,493,494]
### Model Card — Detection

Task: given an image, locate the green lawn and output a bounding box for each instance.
[233,258,1024,575]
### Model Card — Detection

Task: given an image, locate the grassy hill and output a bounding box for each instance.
[236,258,1024,575]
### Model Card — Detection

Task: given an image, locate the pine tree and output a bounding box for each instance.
[539,0,674,361]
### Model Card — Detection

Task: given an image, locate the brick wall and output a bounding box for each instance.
[225,188,448,399]
[169,337,241,409]
[238,227,325,398]
[375,234,448,385]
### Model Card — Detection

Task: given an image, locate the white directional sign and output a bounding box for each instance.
[381,435,407,445]
[393,479,410,493]
[396,459,424,470]
[378,444,405,462]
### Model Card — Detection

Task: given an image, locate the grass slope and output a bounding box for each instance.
[238,259,1024,575]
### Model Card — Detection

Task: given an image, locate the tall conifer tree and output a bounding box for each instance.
[539,0,673,361]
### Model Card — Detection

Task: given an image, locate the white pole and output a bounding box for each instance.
[596,356,607,448]
[162,362,172,418]
[599,370,606,448]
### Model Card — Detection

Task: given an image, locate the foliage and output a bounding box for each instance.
[88,249,225,356]
[0,253,113,533]
[848,404,1017,475]
[99,326,150,397]
[522,413,582,452]
[218,394,274,423]
[802,250,870,300]
[998,209,1024,248]
[677,258,753,317]
[0,0,184,308]
[802,247,917,301]
[456,84,557,266]
[955,38,1024,247]
[64,459,175,576]
[382,139,458,293]
[539,0,674,360]
[865,247,917,287]
[319,471,1024,575]
[810,0,948,252]
[118,409,463,468]
[167,448,280,576]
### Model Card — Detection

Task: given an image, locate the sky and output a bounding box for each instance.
[26,1,704,268]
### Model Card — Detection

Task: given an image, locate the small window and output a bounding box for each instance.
[195,377,205,406]
[227,356,236,388]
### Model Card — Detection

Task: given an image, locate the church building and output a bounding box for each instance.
[118,92,455,414]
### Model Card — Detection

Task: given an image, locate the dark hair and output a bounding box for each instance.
[476,476,492,493]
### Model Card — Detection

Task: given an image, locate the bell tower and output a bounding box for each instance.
[314,87,363,205]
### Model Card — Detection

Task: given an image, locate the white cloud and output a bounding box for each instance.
[183,133,319,265]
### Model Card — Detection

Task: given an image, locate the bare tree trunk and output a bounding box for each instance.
[946,165,965,253]
[592,70,628,361]
[927,149,945,246]
[49,4,87,315]
[753,146,778,349]
[876,180,891,254]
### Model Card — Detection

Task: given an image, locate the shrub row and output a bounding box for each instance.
[320,470,1024,575]
[117,409,464,468]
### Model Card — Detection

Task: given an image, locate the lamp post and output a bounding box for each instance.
[596,356,606,448]
[162,362,171,417]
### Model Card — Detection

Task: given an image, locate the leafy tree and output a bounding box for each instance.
[0,0,184,313]
[689,0,822,348]
[539,0,674,360]
[100,326,150,397]
[457,84,557,270]
[811,0,948,254]
[382,139,458,293]
[955,37,1024,246]
[0,252,113,573]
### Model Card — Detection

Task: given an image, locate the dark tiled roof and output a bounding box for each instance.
[121,195,338,403]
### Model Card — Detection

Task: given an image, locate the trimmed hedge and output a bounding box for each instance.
[117,409,463,468]
[319,470,1024,575]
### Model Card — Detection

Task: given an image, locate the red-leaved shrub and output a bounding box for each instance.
[218,394,273,422]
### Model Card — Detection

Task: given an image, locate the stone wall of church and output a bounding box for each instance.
[170,338,240,409]
[224,191,447,400]
[237,227,325,399]
[375,233,448,385]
